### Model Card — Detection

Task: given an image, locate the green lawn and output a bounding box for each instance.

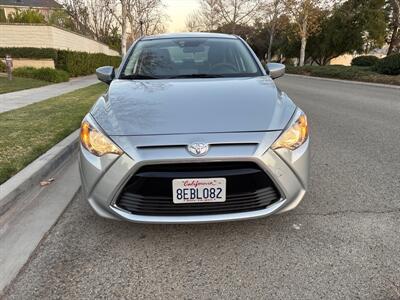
[0,83,106,184]
[286,65,400,86]
[0,75,51,94]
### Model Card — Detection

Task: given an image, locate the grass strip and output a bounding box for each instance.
[0,83,106,184]
[0,76,51,94]
[286,65,400,86]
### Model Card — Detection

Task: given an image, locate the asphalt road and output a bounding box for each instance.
[4,76,400,299]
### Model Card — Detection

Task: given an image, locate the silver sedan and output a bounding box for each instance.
[79,33,309,223]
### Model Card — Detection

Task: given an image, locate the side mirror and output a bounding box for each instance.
[266,63,285,79]
[96,66,115,84]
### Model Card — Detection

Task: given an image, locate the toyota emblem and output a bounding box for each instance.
[187,142,209,156]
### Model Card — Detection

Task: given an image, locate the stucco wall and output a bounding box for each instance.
[0,24,119,56]
[12,58,55,69]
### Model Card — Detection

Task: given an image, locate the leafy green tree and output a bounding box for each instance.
[99,26,121,53]
[307,0,386,65]
[247,20,270,59]
[247,15,299,62]
[0,8,6,22]
[284,0,324,66]
[48,9,75,30]
[8,9,46,23]
[214,23,254,39]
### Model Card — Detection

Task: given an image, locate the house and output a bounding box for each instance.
[0,0,62,20]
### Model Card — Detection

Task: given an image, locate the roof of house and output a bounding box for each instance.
[0,0,62,8]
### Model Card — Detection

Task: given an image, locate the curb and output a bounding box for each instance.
[0,129,80,216]
[285,73,400,90]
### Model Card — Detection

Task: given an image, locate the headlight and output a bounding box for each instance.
[271,109,308,151]
[80,119,123,156]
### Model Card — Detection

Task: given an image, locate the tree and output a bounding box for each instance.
[0,8,7,22]
[263,0,283,61]
[215,0,265,33]
[63,0,114,42]
[284,0,324,66]
[104,0,129,55]
[185,11,204,31]
[199,0,221,31]
[101,26,122,52]
[214,22,254,38]
[247,15,295,61]
[48,9,75,30]
[387,0,400,54]
[358,0,387,53]
[306,9,363,65]
[306,0,386,65]
[185,0,221,32]
[8,9,46,23]
[105,0,167,54]
[126,0,168,42]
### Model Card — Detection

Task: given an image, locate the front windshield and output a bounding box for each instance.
[121,37,262,79]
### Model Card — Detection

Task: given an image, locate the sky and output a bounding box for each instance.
[164,0,200,32]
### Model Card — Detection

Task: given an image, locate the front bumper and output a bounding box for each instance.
[79,130,309,224]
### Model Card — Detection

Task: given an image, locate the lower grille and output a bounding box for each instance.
[115,162,281,216]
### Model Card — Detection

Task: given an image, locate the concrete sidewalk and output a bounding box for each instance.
[0,75,98,113]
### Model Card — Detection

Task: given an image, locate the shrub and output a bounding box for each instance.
[13,67,70,83]
[55,51,121,76]
[0,60,5,72]
[7,9,46,24]
[351,55,380,67]
[375,54,400,75]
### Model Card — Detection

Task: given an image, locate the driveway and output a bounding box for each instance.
[4,76,400,299]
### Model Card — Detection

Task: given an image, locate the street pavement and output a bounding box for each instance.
[0,75,98,113]
[4,75,400,299]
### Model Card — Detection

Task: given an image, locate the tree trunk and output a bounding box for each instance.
[388,25,399,55]
[299,19,307,67]
[388,0,400,55]
[231,22,237,34]
[299,36,307,66]
[267,27,275,62]
[121,2,128,56]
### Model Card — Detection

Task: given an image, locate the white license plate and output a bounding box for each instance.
[172,178,226,204]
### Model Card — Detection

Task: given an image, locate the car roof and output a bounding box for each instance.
[141,32,238,41]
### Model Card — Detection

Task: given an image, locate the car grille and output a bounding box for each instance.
[115,162,281,216]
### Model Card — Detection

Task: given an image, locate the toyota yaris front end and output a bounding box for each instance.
[79,33,310,223]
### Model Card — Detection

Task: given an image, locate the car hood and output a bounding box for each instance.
[91,77,296,136]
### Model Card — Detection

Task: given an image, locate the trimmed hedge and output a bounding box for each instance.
[55,50,121,77]
[0,47,121,77]
[0,60,5,72]
[13,67,70,83]
[351,55,380,67]
[0,47,58,59]
[375,53,400,75]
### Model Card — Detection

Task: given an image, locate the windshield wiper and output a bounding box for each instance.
[167,74,225,79]
[120,74,161,80]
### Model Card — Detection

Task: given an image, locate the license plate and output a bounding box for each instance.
[172,178,226,204]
